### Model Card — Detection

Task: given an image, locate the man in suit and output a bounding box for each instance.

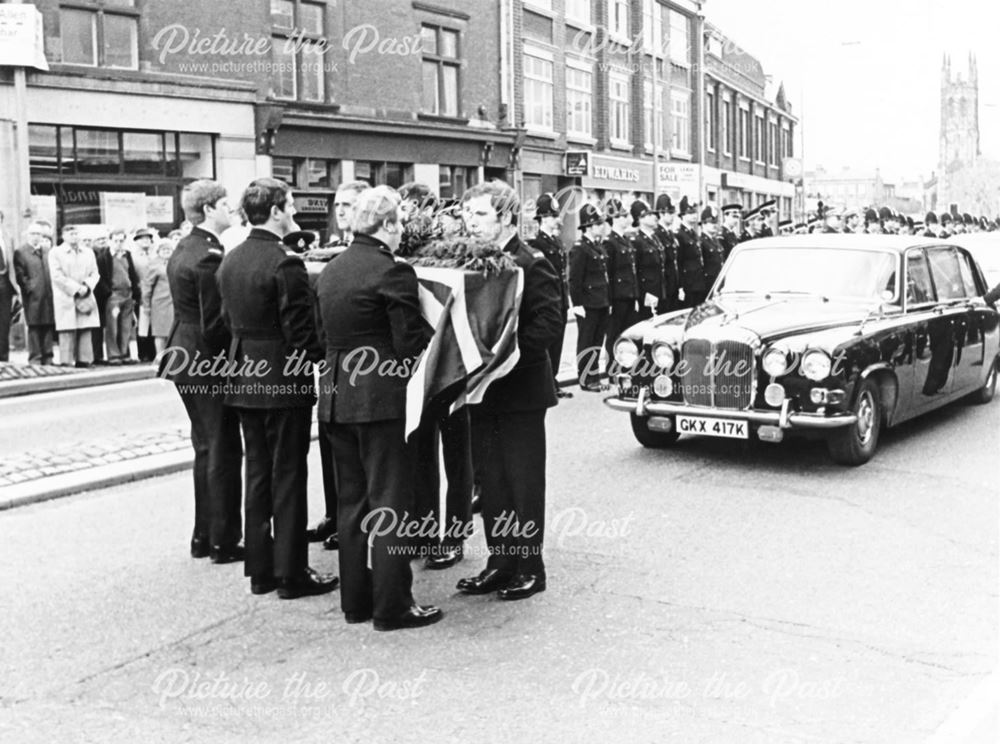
[529,192,571,399]
[103,229,141,364]
[90,231,113,365]
[457,181,563,601]
[316,185,441,630]
[568,204,609,391]
[0,209,20,363]
[160,179,244,563]
[14,220,56,364]
[217,178,337,600]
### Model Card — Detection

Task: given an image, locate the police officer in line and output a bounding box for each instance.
[568,203,610,392]
[530,193,572,400]
[878,206,898,234]
[863,208,882,234]
[740,205,763,242]
[844,209,864,234]
[653,194,680,312]
[719,203,742,261]
[821,206,843,234]
[161,179,244,563]
[217,177,338,599]
[630,199,665,322]
[699,205,725,289]
[757,200,777,237]
[676,196,707,308]
[603,198,638,374]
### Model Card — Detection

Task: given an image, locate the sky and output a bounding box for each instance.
[703,0,1000,184]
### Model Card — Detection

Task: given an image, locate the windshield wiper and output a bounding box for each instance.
[763,290,830,302]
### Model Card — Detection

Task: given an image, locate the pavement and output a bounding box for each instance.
[0,321,587,511]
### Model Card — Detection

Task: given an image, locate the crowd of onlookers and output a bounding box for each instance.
[0,211,181,367]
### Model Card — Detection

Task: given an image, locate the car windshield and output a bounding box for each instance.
[715,247,899,302]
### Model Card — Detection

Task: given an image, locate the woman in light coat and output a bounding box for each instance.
[141,240,175,357]
[48,226,101,366]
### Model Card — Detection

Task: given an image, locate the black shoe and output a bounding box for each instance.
[276,568,339,599]
[456,568,514,595]
[210,543,245,564]
[190,536,210,559]
[306,516,336,543]
[251,575,276,595]
[556,389,574,399]
[345,611,373,624]
[74,362,93,369]
[373,604,443,632]
[425,545,463,570]
[471,485,482,514]
[580,382,606,393]
[497,573,546,601]
[322,532,339,551]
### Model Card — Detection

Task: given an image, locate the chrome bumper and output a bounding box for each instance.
[603,393,857,430]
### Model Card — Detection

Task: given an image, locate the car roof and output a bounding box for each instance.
[734,235,955,254]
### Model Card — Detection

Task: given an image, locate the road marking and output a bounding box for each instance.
[925,668,999,744]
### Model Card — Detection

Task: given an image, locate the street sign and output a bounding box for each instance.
[565,151,589,177]
[0,5,49,71]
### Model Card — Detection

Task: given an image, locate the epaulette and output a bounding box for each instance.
[526,246,545,260]
[207,247,223,255]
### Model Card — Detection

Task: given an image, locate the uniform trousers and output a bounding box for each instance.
[576,307,609,386]
[411,406,474,550]
[470,409,546,576]
[546,303,568,386]
[328,418,416,621]
[606,299,638,374]
[238,407,311,580]
[0,277,13,362]
[178,391,243,547]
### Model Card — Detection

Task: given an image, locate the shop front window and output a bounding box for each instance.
[439,165,477,199]
[123,132,164,175]
[355,161,412,190]
[76,129,120,174]
[178,134,214,179]
[29,125,60,176]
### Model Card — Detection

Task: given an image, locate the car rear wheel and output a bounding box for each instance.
[630,414,681,448]
[828,379,882,466]
[970,358,998,405]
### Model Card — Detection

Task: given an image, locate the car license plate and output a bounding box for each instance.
[676,415,748,439]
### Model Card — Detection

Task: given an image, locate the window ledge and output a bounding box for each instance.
[523,2,557,19]
[526,128,559,140]
[609,141,633,152]
[567,134,597,146]
[418,113,471,125]
[565,17,596,34]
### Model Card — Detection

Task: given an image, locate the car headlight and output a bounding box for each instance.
[650,343,675,370]
[801,349,832,381]
[613,338,639,368]
[762,347,789,377]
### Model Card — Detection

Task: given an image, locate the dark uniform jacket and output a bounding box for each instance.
[13,244,55,326]
[633,230,665,301]
[758,224,774,238]
[315,233,431,424]
[477,235,563,414]
[161,226,231,386]
[719,227,740,261]
[654,225,680,302]
[529,229,568,310]
[568,235,609,309]
[700,234,725,288]
[676,225,706,295]
[217,227,323,409]
[604,230,638,301]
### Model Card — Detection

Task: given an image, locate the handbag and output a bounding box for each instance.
[74,293,97,316]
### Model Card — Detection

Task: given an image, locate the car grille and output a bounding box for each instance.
[681,338,755,410]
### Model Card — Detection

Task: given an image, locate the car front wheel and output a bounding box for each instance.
[827,379,882,466]
[630,414,681,448]
[970,358,998,405]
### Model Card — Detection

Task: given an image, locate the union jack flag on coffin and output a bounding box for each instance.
[405,266,524,438]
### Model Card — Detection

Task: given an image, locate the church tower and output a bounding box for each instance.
[939,53,981,172]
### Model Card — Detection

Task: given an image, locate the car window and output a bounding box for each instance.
[955,249,980,296]
[927,247,967,300]
[905,250,935,305]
